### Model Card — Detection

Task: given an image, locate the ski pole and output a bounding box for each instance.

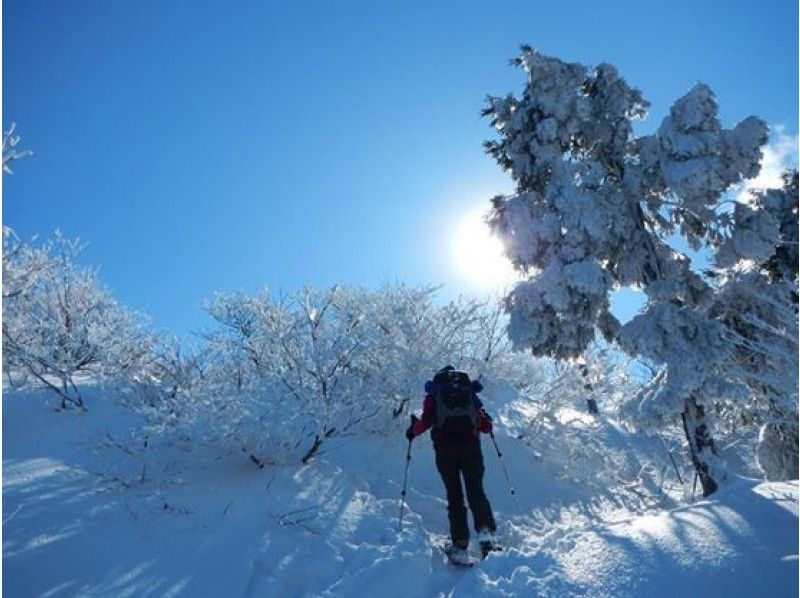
[489,432,521,513]
[397,437,413,532]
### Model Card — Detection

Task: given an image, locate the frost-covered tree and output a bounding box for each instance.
[2,234,154,408]
[753,170,798,285]
[496,345,655,510]
[352,285,484,418]
[709,171,798,480]
[200,286,395,463]
[3,125,153,403]
[2,228,53,385]
[3,125,39,308]
[3,228,51,300]
[131,339,207,422]
[462,297,512,378]
[483,47,785,496]
[2,123,32,175]
[148,285,520,466]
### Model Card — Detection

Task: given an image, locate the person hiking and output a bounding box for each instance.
[405,365,498,564]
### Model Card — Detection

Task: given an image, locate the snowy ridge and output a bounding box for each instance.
[3,387,797,597]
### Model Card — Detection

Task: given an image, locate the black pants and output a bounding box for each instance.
[434,441,496,546]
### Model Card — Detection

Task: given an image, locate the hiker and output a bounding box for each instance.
[405,365,498,562]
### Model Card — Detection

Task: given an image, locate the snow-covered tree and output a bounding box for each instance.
[3,228,53,385]
[747,170,797,285]
[3,124,40,322]
[130,338,207,422]
[461,297,512,379]
[2,234,155,408]
[197,286,391,463]
[2,123,32,175]
[482,47,789,496]
[709,170,798,480]
[145,285,522,465]
[3,228,51,300]
[350,285,483,418]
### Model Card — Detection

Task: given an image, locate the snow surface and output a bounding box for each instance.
[3,386,797,597]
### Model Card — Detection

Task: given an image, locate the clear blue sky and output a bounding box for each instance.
[3,0,798,336]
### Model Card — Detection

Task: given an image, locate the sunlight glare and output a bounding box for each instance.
[451,209,518,291]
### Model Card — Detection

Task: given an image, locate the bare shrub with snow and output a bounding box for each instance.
[2,233,155,408]
[203,286,386,464]
[133,285,569,466]
[149,285,488,464]
[493,344,666,510]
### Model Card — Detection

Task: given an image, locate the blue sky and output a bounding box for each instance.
[3,0,798,336]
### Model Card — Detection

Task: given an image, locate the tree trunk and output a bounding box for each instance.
[243,448,266,469]
[301,435,322,465]
[300,428,336,464]
[681,396,720,497]
[580,367,599,415]
[583,382,599,415]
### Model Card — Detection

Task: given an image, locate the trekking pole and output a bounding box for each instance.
[489,432,521,513]
[397,437,413,532]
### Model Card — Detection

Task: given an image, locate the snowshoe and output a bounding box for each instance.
[477,530,502,559]
[479,541,503,559]
[444,544,474,568]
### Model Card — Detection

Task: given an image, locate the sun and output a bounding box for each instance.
[451,209,518,291]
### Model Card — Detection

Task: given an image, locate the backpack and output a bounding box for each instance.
[433,368,477,435]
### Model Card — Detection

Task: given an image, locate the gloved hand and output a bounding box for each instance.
[479,410,493,435]
[406,414,419,441]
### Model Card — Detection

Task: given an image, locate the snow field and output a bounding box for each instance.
[3,387,797,597]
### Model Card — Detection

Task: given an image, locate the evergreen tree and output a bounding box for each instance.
[482,47,794,495]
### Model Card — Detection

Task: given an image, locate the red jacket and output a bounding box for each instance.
[411,394,493,442]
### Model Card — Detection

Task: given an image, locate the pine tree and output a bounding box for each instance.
[711,171,798,480]
[482,47,785,496]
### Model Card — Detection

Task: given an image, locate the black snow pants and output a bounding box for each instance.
[434,441,496,546]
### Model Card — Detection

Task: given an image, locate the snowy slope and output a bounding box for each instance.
[3,387,797,597]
